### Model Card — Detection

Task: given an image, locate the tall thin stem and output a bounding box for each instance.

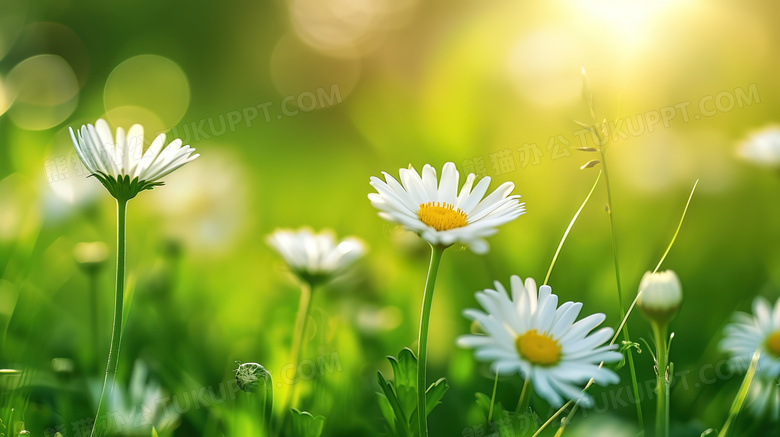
[599,150,644,428]
[417,245,445,437]
[90,198,128,437]
[515,378,532,414]
[544,171,602,285]
[283,281,314,413]
[652,322,669,437]
[719,351,760,437]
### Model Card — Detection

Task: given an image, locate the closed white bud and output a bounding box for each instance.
[637,270,682,323]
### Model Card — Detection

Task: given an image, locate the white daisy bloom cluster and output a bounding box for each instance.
[267,228,366,285]
[69,118,199,200]
[738,126,780,168]
[720,297,780,380]
[457,275,621,407]
[369,162,525,254]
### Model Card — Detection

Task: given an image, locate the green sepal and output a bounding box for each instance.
[91,172,163,201]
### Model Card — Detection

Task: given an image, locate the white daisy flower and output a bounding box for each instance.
[368,162,525,254]
[738,125,780,168]
[720,297,780,379]
[69,118,199,200]
[457,275,622,408]
[267,228,366,285]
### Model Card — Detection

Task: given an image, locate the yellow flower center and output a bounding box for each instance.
[516,330,561,366]
[417,202,468,231]
[766,330,780,357]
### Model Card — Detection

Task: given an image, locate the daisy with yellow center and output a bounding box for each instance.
[458,275,622,408]
[369,162,525,437]
[721,296,780,379]
[368,162,525,254]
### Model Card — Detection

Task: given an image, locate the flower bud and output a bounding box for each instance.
[235,362,271,393]
[637,270,682,324]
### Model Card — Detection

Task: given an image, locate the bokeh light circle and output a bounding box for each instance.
[17,22,91,87]
[104,55,190,128]
[288,0,418,57]
[6,54,79,130]
[101,106,167,141]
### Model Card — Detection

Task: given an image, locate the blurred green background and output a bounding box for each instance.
[2,0,780,435]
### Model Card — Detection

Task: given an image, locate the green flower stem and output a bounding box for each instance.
[90,198,128,437]
[600,150,644,428]
[417,245,445,437]
[282,281,314,414]
[515,378,533,415]
[262,373,274,434]
[652,322,669,437]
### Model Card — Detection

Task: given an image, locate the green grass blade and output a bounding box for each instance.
[544,171,602,285]
[718,351,760,437]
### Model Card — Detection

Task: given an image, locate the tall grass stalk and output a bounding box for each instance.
[599,148,644,427]
[534,179,698,437]
[718,351,760,437]
[544,171,602,286]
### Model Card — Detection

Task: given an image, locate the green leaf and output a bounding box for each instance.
[377,371,411,437]
[383,349,418,432]
[290,409,326,437]
[376,391,398,435]
[474,392,492,419]
[425,377,449,416]
[388,348,417,389]
[376,349,445,437]
[151,427,159,437]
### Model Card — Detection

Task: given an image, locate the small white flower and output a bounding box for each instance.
[457,275,621,407]
[637,270,683,323]
[267,228,365,285]
[738,126,780,168]
[368,162,525,254]
[69,118,199,199]
[720,297,780,379]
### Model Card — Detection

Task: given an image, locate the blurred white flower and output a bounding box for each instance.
[267,228,365,285]
[69,118,199,199]
[738,126,780,168]
[369,162,525,254]
[147,150,247,253]
[637,270,683,323]
[720,297,780,379]
[90,360,179,435]
[457,275,621,407]
[746,373,780,421]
